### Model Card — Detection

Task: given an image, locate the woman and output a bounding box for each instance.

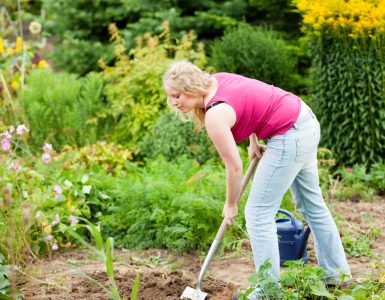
[163,61,350,298]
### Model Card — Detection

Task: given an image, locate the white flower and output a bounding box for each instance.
[29,21,42,35]
[0,131,12,139]
[69,216,78,226]
[16,124,29,135]
[42,153,51,164]
[43,143,53,152]
[44,235,53,242]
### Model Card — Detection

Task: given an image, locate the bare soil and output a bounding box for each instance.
[20,198,385,299]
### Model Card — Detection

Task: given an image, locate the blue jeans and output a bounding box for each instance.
[245,106,351,281]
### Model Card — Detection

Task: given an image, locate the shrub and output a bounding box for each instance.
[248,0,301,36]
[0,124,88,264]
[369,162,385,194]
[58,142,133,174]
[139,111,218,164]
[310,35,385,166]
[42,0,129,74]
[209,24,298,91]
[19,68,109,151]
[42,0,241,74]
[332,165,374,201]
[296,0,385,165]
[100,22,207,151]
[44,0,300,75]
[100,156,251,252]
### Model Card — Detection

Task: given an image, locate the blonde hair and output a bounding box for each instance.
[163,61,212,128]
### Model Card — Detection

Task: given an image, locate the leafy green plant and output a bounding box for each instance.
[240,260,280,299]
[0,124,105,263]
[209,24,298,91]
[42,0,125,74]
[317,148,336,193]
[240,260,385,299]
[333,165,376,201]
[100,22,207,151]
[58,141,133,174]
[139,111,218,164]
[0,253,13,299]
[237,260,335,299]
[42,0,302,74]
[279,261,336,299]
[1,124,36,265]
[296,1,385,166]
[19,69,109,151]
[370,162,385,194]
[310,34,385,166]
[66,218,140,300]
[343,226,381,258]
[333,184,375,203]
[131,252,166,269]
[334,261,385,299]
[99,156,247,252]
[330,163,385,200]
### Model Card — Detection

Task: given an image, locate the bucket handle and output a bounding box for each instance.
[277,209,297,228]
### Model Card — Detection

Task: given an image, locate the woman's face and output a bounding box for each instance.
[165,86,202,113]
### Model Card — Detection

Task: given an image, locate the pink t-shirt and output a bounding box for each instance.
[205,73,301,142]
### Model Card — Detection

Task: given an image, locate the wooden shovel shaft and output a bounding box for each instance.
[195,153,262,291]
[214,155,259,242]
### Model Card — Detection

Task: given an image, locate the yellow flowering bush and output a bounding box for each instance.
[294,1,385,165]
[294,0,385,38]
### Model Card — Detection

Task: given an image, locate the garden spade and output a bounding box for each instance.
[180,149,264,300]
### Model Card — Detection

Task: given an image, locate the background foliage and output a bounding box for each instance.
[100,22,207,153]
[209,24,299,92]
[139,111,218,164]
[42,0,301,74]
[311,35,385,165]
[295,0,385,165]
[100,157,245,252]
[19,69,108,151]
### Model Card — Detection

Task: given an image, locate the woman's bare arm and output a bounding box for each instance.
[205,104,242,224]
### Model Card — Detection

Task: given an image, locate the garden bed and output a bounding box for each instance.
[20,198,385,299]
[21,249,236,300]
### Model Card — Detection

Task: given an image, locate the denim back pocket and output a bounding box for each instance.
[295,129,318,163]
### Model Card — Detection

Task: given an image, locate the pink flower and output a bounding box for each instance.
[9,162,22,172]
[0,131,12,139]
[8,126,14,134]
[54,185,62,199]
[44,235,53,242]
[1,138,11,151]
[346,167,353,173]
[42,153,51,164]
[51,214,60,226]
[16,124,29,135]
[69,216,78,226]
[43,143,53,152]
[52,241,59,251]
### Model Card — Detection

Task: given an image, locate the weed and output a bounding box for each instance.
[343,226,382,258]
[131,252,166,268]
[66,218,140,300]
[168,261,183,271]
